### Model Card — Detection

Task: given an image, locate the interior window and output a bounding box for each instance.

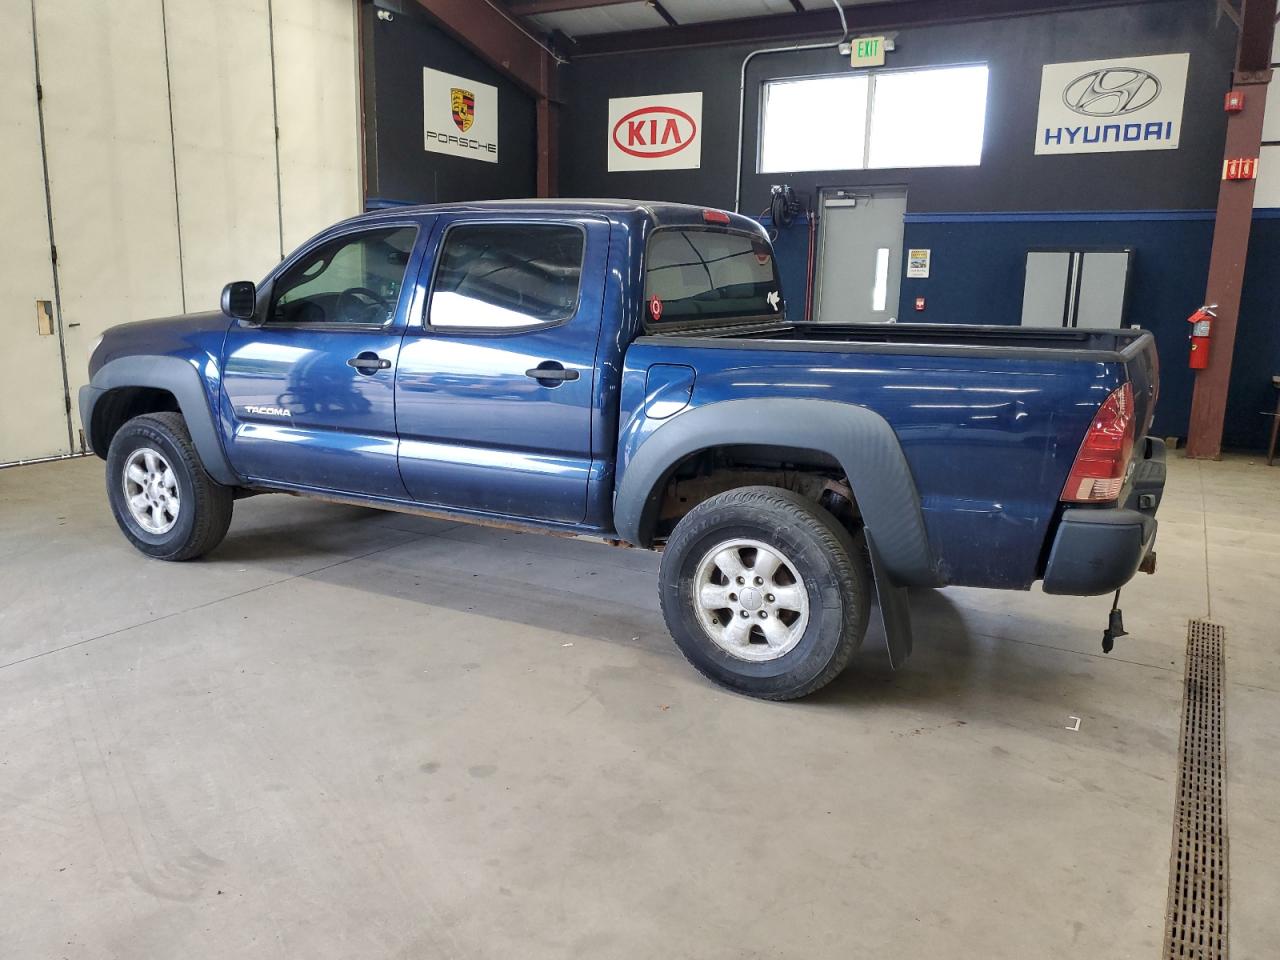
[429,223,584,329]
[268,226,417,326]
[644,229,781,326]
[760,64,988,173]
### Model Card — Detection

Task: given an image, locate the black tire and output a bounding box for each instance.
[659,486,870,700]
[105,412,234,561]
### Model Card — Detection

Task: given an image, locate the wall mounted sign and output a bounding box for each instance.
[423,67,499,163]
[1223,157,1258,180]
[607,92,702,172]
[906,249,931,278]
[1034,53,1189,155]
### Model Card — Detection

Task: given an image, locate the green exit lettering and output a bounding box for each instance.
[851,36,886,67]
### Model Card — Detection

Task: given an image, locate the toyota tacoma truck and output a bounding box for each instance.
[80,200,1164,699]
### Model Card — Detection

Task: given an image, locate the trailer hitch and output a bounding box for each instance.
[1102,589,1128,654]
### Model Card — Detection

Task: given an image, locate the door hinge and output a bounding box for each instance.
[36,83,43,101]
[64,393,72,414]
[50,244,57,265]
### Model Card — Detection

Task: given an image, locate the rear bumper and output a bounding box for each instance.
[1041,436,1165,596]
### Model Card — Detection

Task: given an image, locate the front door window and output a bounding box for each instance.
[269,226,417,327]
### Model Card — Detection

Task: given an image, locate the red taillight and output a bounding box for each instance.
[702,209,731,224]
[1062,382,1136,503]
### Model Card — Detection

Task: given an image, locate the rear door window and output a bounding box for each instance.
[644,229,781,327]
[428,223,585,330]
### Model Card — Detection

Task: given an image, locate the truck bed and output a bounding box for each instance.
[620,322,1159,591]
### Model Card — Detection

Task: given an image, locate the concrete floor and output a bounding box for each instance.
[1,453,1277,959]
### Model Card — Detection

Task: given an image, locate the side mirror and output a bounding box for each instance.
[221,281,257,321]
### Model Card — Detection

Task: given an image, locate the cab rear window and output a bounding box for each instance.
[644,229,781,326]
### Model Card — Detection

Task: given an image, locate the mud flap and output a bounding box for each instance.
[866,532,914,669]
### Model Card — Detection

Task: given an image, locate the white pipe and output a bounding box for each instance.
[733,39,841,212]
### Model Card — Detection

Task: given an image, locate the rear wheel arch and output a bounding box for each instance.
[614,398,939,587]
[637,442,852,542]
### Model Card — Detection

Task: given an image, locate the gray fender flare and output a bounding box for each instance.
[80,355,239,486]
[613,398,939,588]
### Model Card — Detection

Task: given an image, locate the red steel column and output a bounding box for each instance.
[1185,0,1274,459]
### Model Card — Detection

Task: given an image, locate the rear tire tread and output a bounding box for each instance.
[660,485,869,700]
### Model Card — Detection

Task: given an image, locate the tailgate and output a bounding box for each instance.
[1121,330,1160,438]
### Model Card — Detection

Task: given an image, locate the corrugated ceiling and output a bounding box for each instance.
[525,0,896,39]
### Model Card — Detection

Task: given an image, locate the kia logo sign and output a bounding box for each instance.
[607,92,702,171]
[1062,67,1162,117]
[611,105,698,159]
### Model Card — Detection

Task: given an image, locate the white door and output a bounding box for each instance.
[0,2,70,462]
[815,188,907,323]
[32,0,186,446]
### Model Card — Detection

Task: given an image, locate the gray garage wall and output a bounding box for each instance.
[555,0,1280,447]
[558,0,1235,215]
[360,1,538,206]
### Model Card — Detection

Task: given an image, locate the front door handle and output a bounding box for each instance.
[525,362,580,387]
[347,352,391,374]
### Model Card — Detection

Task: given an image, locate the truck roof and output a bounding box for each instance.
[341,199,764,235]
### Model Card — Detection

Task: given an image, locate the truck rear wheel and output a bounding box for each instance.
[105,412,234,561]
[658,486,870,700]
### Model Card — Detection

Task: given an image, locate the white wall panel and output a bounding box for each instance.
[272,0,361,252]
[165,0,283,308]
[1,0,362,462]
[1253,144,1280,208]
[33,0,185,440]
[0,2,69,461]
[1261,81,1280,146]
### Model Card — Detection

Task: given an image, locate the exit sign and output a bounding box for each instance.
[851,36,886,67]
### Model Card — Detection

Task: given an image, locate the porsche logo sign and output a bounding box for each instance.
[423,68,497,163]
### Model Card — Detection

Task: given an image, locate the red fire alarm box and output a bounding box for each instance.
[1223,157,1258,181]
[914,296,926,312]
[1225,90,1245,112]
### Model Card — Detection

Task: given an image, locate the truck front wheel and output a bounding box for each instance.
[658,486,870,700]
[105,412,234,561]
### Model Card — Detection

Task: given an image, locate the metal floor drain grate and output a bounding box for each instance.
[1163,618,1228,960]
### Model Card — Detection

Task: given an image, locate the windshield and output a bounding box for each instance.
[644,228,782,326]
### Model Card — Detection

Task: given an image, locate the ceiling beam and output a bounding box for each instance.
[507,0,643,14]
[568,0,1171,57]
[411,0,557,99]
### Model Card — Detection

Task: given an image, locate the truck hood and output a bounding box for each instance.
[90,311,230,378]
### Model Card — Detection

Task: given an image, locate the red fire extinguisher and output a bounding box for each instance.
[1187,304,1217,370]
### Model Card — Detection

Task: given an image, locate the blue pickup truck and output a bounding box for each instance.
[80,200,1164,699]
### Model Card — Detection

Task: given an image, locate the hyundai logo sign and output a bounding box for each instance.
[1035,53,1188,155]
[1062,67,1162,118]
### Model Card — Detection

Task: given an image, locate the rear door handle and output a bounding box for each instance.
[348,352,392,374]
[525,362,580,386]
